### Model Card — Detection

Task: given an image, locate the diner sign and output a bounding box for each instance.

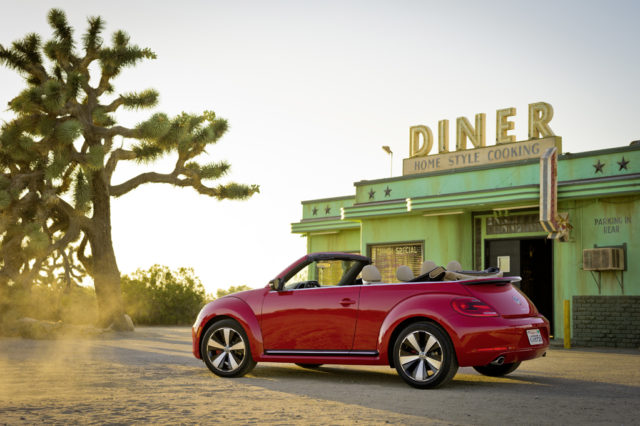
[402,102,561,175]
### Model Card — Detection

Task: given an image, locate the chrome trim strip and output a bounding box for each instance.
[264,350,378,357]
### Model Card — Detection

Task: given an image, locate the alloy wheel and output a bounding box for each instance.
[206,327,247,373]
[398,329,443,382]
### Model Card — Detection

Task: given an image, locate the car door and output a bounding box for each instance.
[261,286,361,351]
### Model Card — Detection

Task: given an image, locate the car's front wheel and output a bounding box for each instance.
[201,319,256,378]
[473,361,521,377]
[392,321,458,389]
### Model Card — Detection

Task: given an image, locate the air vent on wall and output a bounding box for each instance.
[583,247,625,271]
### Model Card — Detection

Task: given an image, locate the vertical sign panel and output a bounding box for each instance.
[539,147,558,235]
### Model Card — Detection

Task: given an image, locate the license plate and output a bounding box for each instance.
[526,329,543,345]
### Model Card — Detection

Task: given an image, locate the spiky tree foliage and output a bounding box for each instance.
[0,9,258,329]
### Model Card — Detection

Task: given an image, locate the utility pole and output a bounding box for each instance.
[382,146,393,177]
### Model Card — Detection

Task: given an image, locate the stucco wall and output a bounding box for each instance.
[360,213,473,268]
[552,196,638,338]
[308,228,360,253]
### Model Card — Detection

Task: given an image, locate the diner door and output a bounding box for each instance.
[485,238,554,332]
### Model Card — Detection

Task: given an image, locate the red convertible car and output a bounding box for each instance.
[192,252,549,388]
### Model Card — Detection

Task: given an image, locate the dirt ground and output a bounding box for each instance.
[1,327,639,425]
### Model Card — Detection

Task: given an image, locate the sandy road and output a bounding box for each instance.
[1,327,639,425]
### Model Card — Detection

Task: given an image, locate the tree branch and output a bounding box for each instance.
[15,215,81,289]
[77,234,93,275]
[9,170,44,192]
[60,248,73,289]
[98,125,140,138]
[110,171,183,197]
[110,169,258,200]
[96,72,112,97]
[105,148,136,180]
[50,195,94,234]
[103,97,124,113]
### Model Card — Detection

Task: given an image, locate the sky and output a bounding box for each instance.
[1,0,639,294]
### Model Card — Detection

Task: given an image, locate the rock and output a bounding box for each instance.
[109,314,135,332]
[2,317,63,339]
[1,317,112,339]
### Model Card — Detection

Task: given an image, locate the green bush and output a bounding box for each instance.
[0,264,212,329]
[121,265,207,325]
[0,283,98,326]
[215,284,252,299]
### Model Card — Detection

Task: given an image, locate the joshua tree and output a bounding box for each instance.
[0,9,258,329]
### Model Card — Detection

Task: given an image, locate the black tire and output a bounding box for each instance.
[295,363,322,369]
[200,319,256,378]
[473,361,521,377]
[392,321,458,389]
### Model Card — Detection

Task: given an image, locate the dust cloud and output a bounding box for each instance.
[0,283,99,337]
[0,328,431,424]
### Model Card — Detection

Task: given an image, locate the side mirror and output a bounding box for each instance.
[269,278,281,291]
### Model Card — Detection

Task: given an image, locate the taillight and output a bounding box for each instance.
[451,297,499,317]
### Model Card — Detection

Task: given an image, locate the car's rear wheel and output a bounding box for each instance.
[201,319,256,378]
[473,361,521,377]
[392,322,458,389]
[295,363,322,369]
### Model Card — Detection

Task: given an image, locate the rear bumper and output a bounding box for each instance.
[453,315,550,367]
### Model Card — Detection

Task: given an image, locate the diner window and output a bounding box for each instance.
[369,242,423,283]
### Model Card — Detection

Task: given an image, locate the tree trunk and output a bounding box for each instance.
[89,170,133,331]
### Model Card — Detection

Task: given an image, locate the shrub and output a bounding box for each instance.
[0,283,98,326]
[215,284,252,299]
[121,265,207,325]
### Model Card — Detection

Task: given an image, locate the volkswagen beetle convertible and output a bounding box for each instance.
[192,252,549,388]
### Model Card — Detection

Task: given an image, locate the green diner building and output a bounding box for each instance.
[291,133,640,348]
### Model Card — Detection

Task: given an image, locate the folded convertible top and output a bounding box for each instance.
[409,266,504,282]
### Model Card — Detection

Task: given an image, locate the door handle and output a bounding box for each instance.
[340,298,357,307]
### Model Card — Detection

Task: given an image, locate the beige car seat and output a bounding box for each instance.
[362,265,382,284]
[420,260,437,275]
[396,265,414,282]
[446,260,463,272]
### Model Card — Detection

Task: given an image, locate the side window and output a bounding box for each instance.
[283,260,359,289]
[316,260,344,286]
[283,263,314,290]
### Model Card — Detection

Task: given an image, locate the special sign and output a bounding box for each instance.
[402,102,562,175]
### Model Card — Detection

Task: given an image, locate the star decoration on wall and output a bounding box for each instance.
[368,189,376,200]
[617,157,630,171]
[325,206,331,214]
[384,186,392,197]
[593,160,605,174]
[312,207,318,216]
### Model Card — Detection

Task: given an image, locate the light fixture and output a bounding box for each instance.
[422,210,464,217]
[382,146,393,177]
[492,204,539,212]
[309,231,339,236]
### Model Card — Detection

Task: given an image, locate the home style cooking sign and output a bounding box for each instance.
[402,102,561,175]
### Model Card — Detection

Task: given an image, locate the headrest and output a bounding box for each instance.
[362,265,382,283]
[446,260,462,272]
[420,260,437,275]
[396,265,414,282]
